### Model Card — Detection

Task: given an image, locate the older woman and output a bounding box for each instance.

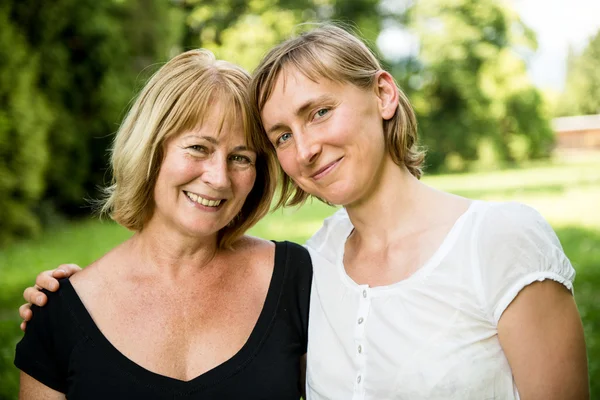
[14,49,311,399]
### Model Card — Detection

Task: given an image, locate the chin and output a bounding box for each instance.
[318,181,362,205]
[181,221,224,237]
[315,190,355,207]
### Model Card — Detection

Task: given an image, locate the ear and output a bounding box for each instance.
[374,71,399,120]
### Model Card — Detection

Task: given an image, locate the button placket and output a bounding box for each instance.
[352,286,371,400]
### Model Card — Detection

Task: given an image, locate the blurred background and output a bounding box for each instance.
[0,0,599,397]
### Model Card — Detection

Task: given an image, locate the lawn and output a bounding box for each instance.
[1,156,599,399]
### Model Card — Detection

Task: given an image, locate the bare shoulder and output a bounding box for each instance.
[69,241,127,293]
[226,236,276,279]
[229,235,275,256]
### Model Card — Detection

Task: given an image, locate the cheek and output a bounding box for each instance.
[234,169,257,198]
[276,149,299,177]
[153,158,197,201]
[164,156,199,182]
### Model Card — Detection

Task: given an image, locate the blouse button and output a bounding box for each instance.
[357,375,362,383]
[358,317,364,324]
[362,290,367,298]
[358,345,362,353]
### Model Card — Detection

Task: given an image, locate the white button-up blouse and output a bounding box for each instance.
[304,201,575,400]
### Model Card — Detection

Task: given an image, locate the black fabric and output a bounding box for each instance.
[15,241,312,399]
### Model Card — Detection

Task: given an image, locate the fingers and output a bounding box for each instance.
[19,302,33,332]
[51,263,82,279]
[23,286,47,306]
[19,303,33,321]
[35,270,60,292]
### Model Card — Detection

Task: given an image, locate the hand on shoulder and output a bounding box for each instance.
[19,264,82,331]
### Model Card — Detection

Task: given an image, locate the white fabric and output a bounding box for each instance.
[304,201,575,400]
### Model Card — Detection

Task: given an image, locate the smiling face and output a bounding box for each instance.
[149,101,257,240]
[260,68,398,207]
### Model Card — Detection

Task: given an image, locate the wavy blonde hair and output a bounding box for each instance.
[100,49,278,248]
[250,24,425,207]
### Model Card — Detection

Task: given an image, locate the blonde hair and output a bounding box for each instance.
[250,24,425,207]
[101,49,278,248]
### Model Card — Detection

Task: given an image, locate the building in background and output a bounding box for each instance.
[552,114,600,150]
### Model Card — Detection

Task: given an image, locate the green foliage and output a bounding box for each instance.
[558,31,600,116]
[395,0,552,171]
[0,0,182,244]
[10,0,182,215]
[179,0,384,72]
[0,5,52,245]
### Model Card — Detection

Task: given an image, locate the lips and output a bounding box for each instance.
[311,157,343,180]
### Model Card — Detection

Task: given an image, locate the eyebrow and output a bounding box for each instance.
[266,94,336,135]
[184,135,254,152]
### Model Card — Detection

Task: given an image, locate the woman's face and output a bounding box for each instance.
[150,102,257,239]
[260,67,398,207]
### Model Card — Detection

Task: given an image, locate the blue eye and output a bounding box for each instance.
[315,108,329,118]
[277,132,292,146]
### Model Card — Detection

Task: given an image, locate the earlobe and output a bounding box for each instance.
[375,71,399,120]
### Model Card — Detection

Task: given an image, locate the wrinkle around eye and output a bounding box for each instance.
[186,144,209,153]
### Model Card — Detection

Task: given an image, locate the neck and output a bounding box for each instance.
[344,161,437,248]
[125,218,221,281]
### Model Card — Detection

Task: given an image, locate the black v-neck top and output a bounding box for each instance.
[15,241,312,399]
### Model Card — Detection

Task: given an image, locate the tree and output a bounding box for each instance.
[0,4,52,245]
[558,30,600,116]
[389,0,553,170]
[178,0,385,72]
[10,0,182,217]
[0,0,182,244]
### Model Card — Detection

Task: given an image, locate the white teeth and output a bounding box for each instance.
[185,191,222,207]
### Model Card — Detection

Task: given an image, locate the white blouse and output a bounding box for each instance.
[304,201,575,400]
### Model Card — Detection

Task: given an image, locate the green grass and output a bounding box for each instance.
[1,157,599,399]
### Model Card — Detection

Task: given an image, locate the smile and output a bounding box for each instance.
[184,191,224,207]
[311,157,343,180]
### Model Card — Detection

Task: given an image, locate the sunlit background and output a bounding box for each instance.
[1,0,599,398]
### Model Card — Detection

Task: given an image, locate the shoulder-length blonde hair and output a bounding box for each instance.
[100,49,278,248]
[250,24,425,208]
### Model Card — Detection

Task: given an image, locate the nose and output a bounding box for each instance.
[295,130,321,166]
[203,154,230,190]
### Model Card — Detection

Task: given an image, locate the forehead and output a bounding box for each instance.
[176,100,249,146]
[278,66,339,93]
[268,67,339,103]
[261,67,344,119]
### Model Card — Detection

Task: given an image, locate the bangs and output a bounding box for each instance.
[157,82,252,154]
[257,49,340,112]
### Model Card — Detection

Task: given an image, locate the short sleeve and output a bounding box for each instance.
[476,202,575,325]
[14,285,71,393]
